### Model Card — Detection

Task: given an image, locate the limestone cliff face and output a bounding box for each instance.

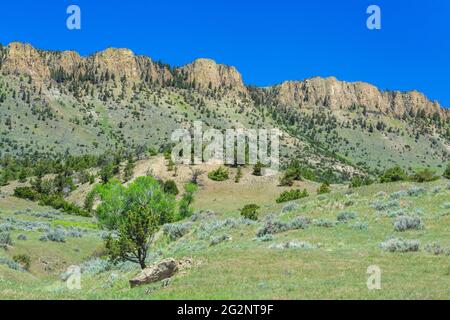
[271,77,446,118]
[0,42,446,118]
[179,58,247,94]
[1,42,51,80]
[1,42,172,85]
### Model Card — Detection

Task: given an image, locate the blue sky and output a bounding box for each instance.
[1,0,449,107]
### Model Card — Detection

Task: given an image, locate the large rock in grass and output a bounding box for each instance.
[129,258,178,288]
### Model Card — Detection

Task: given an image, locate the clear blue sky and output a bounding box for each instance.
[1,0,449,107]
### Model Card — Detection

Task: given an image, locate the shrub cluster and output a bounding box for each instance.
[371,200,400,211]
[40,228,66,242]
[351,221,368,230]
[384,209,407,218]
[410,169,439,183]
[0,223,13,232]
[349,176,373,188]
[317,183,331,195]
[252,162,265,176]
[276,189,308,203]
[281,202,299,213]
[162,180,179,195]
[0,232,13,248]
[256,216,310,237]
[208,167,229,181]
[269,241,314,250]
[389,190,407,200]
[406,187,426,197]
[17,234,27,241]
[380,237,420,252]
[336,211,358,222]
[240,204,260,221]
[13,254,31,271]
[444,164,450,179]
[14,187,89,217]
[197,217,256,240]
[424,243,450,256]
[0,257,25,272]
[393,216,424,232]
[380,166,407,183]
[210,234,231,246]
[313,219,335,228]
[163,222,192,241]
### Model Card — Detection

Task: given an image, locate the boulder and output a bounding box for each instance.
[129,258,178,288]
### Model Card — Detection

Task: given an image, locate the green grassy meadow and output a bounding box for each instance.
[1,177,449,300]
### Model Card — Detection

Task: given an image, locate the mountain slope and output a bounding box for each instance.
[0,42,449,178]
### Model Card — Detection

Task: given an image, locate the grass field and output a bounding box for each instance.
[1,171,449,300]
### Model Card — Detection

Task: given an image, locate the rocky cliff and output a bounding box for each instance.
[178,58,247,94]
[0,42,447,119]
[269,77,446,118]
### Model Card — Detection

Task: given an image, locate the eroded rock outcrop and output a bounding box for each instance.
[129,258,178,288]
[270,77,446,118]
[179,58,247,94]
[0,42,446,118]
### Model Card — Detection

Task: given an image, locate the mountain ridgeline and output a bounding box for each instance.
[0,42,449,180]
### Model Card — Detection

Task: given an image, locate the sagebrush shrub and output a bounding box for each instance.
[67,227,83,238]
[380,238,420,252]
[0,257,25,272]
[210,234,231,246]
[424,242,445,255]
[313,219,335,228]
[351,221,368,230]
[407,187,426,197]
[393,215,424,232]
[40,228,66,242]
[389,190,407,200]
[289,216,311,230]
[4,218,50,232]
[0,223,13,232]
[163,222,192,241]
[0,232,13,247]
[81,258,111,275]
[337,211,357,222]
[256,216,309,237]
[431,187,441,194]
[17,234,27,241]
[282,202,299,213]
[385,209,407,218]
[254,234,274,242]
[197,217,255,240]
[269,241,314,250]
[371,200,400,211]
[256,219,290,237]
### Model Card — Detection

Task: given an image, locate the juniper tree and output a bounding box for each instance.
[94,177,175,269]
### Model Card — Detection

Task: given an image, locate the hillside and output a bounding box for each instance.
[0,42,449,180]
[0,162,449,299]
